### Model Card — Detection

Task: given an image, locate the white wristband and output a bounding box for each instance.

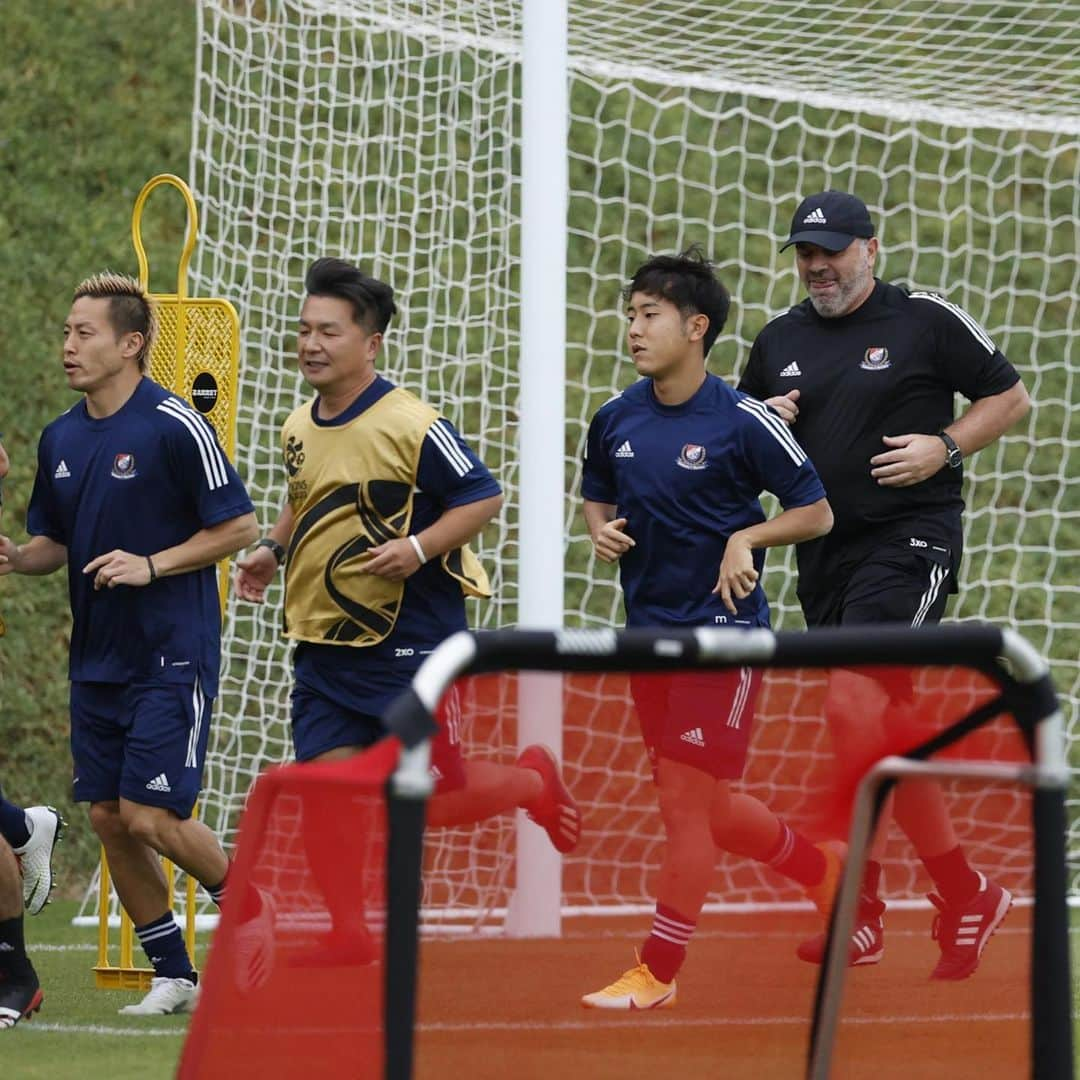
[408,534,428,565]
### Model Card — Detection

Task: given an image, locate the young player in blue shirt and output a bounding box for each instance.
[0,272,258,1015]
[579,248,835,1009]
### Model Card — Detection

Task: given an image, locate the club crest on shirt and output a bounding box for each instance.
[111,453,137,479]
[676,444,708,471]
[860,346,890,371]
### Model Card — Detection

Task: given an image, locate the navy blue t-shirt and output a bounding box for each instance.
[27,378,254,696]
[294,377,501,716]
[582,374,826,627]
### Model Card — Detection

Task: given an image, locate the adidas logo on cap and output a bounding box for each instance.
[680,727,705,747]
[802,208,827,224]
[145,773,172,793]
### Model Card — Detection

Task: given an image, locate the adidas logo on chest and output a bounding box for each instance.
[615,440,634,459]
[54,460,71,479]
[779,362,802,377]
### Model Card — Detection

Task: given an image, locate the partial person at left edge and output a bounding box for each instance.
[0,433,67,916]
[0,272,258,1016]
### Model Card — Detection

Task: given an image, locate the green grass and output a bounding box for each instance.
[3,902,201,1079]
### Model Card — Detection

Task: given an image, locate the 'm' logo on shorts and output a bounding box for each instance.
[680,727,705,747]
[146,773,172,793]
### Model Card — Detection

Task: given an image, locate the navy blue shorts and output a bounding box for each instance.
[70,680,212,818]
[629,667,762,782]
[291,683,466,793]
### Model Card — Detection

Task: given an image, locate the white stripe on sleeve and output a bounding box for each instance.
[736,398,807,466]
[909,293,996,354]
[426,419,473,478]
[157,399,228,490]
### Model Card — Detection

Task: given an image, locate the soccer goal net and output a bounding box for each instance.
[78,0,1079,933]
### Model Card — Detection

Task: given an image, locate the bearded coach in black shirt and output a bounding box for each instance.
[739,190,1030,980]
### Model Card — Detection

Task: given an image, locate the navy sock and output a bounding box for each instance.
[0,798,30,849]
[0,916,35,980]
[134,913,196,982]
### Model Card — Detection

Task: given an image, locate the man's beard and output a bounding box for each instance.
[808,265,873,318]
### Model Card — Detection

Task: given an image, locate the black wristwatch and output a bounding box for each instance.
[255,537,287,565]
[937,430,963,469]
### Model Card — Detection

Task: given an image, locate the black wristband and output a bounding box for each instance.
[146,555,157,583]
[255,537,287,566]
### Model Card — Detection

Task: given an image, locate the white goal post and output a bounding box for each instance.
[78,1,1080,933]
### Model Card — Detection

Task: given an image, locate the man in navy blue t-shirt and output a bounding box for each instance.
[579,248,835,1010]
[0,272,257,1015]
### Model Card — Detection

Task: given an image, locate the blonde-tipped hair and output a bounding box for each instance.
[73,271,157,373]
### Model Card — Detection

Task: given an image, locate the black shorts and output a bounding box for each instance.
[802,536,955,629]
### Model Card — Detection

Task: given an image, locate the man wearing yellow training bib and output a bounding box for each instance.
[236,258,580,855]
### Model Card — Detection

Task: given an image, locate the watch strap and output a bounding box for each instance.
[255,537,287,565]
[937,430,962,467]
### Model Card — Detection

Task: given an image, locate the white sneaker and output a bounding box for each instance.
[118,976,198,1015]
[13,807,64,916]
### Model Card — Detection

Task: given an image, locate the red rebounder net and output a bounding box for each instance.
[177,625,1070,1079]
[179,738,401,1080]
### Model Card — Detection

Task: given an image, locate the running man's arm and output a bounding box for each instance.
[583,499,635,564]
[84,511,259,590]
[871,381,1031,487]
[713,498,832,613]
[235,502,294,603]
[366,416,503,582]
[0,534,67,576]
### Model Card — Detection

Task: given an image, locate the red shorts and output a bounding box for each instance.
[629,668,761,781]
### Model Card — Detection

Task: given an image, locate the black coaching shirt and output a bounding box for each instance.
[738,279,1021,601]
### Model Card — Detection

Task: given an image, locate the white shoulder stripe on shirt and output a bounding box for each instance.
[426,419,472,478]
[909,292,996,354]
[156,399,228,490]
[735,397,807,466]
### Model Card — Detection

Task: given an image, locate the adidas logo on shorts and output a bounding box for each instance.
[680,727,705,747]
[145,773,172,793]
[780,362,802,377]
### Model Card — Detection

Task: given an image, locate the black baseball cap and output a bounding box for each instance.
[781,190,875,252]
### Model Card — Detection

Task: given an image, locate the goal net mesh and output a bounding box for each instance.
[79,0,1079,929]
